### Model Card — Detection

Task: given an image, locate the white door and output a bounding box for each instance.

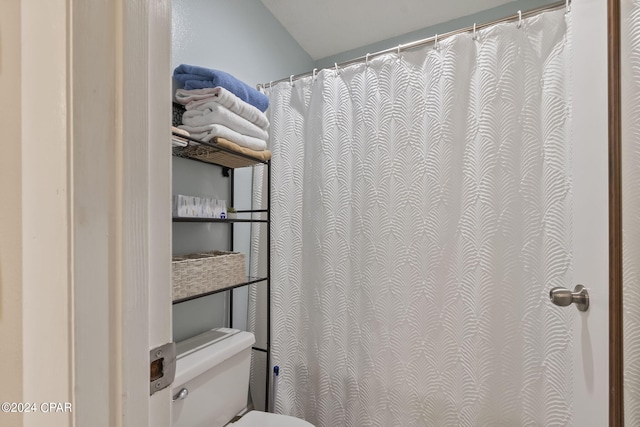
[566,0,610,425]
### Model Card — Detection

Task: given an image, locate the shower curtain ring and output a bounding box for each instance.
[335,62,339,75]
[269,81,273,89]
[313,68,317,79]
[517,10,522,28]
[566,0,571,12]
[434,34,439,50]
[365,53,370,67]
[473,23,477,40]
[290,75,294,86]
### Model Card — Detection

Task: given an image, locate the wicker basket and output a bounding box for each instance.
[172,251,246,300]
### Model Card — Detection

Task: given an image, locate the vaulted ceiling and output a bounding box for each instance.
[259,0,517,60]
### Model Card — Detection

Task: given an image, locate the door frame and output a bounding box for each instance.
[608,0,623,425]
[71,0,172,426]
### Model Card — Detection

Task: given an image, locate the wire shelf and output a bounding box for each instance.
[172,132,270,169]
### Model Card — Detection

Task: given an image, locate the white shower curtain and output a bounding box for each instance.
[623,0,640,424]
[265,9,572,426]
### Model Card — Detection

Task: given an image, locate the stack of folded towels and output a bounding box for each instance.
[172,64,271,159]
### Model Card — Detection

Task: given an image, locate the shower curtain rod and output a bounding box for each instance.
[259,0,568,89]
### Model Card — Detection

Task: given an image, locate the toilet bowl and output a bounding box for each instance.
[228,410,314,427]
[171,328,313,427]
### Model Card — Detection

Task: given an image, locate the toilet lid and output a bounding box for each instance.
[229,411,314,427]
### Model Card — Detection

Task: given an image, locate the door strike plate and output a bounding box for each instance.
[150,342,176,396]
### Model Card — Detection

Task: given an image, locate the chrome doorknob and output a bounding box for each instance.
[549,284,589,312]
[172,388,189,402]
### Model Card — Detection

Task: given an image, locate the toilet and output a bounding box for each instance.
[172,328,314,427]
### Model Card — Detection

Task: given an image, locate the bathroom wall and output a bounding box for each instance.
[171,0,313,342]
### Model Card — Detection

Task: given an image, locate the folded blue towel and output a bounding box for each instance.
[173,64,269,112]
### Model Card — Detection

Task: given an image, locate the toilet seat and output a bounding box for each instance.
[229,410,314,427]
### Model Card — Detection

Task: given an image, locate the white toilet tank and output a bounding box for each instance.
[172,328,255,427]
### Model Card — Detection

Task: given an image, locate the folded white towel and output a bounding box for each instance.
[175,87,270,130]
[178,123,267,151]
[182,103,269,141]
[171,137,188,147]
